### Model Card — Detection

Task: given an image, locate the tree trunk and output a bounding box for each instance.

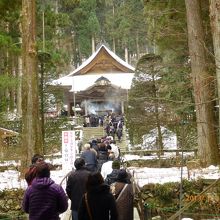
[113,37,116,53]
[152,72,164,158]
[17,38,22,116]
[92,36,95,53]
[39,61,45,150]
[125,47,128,63]
[112,3,116,53]
[209,0,220,143]
[136,32,140,60]
[6,24,10,112]
[21,0,43,168]
[185,0,219,166]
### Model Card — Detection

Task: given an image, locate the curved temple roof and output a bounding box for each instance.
[53,44,135,92]
[67,44,135,76]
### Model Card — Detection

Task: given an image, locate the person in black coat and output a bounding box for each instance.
[78,172,118,220]
[81,144,98,172]
[104,160,121,185]
[97,143,108,171]
[66,158,91,220]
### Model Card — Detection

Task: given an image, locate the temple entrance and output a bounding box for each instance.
[84,101,122,116]
[69,101,122,116]
[55,45,134,117]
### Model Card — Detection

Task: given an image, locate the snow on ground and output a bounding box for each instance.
[142,126,177,150]
[0,153,219,191]
[129,167,188,187]
[123,153,220,187]
[128,165,220,187]
[122,152,194,161]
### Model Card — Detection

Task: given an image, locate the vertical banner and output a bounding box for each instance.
[62,131,76,172]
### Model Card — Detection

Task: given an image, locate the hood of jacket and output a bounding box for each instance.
[89,183,110,194]
[31,177,54,189]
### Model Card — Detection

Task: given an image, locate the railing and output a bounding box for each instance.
[121,149,198,157]
[127,168,158,220]
[59,171,72,220]
[131,173,145,220]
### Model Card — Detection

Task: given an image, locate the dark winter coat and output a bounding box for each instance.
[78,184,118,220]
[22,177,68,220]
[66,167,90,211]
[81,149,97,172]
[111,182,133,220]
[105,169,121,185]
[97,144,108,171]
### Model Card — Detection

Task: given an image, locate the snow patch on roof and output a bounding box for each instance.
[67,44,135,77]
[53,73,134,92]
[52,44,136,91]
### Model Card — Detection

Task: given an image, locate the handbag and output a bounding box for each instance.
[85,193,93,220]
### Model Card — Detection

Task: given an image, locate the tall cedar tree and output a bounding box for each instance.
[127,54,166,147]
[21,0,43,168]
[0,0,21,115]
[209,0,220,140]
[185,0,219,166]
[139,1,197,150]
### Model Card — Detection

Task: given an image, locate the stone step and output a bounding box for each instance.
[82,127,128,152]
[82,127,105,144]
[60,205,140,220]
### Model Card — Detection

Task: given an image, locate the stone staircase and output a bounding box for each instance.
[82,126,128,152]
[116,129,128,152]
[82,127,105,144]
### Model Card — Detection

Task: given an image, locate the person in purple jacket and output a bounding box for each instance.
[22,162,68,220]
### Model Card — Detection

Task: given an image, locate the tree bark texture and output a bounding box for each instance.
[209,0,220,142]
[136,32,140,60]
[185,0,219,165]
[17,39,22,116]
[21,0,43,167]
[152,73,164,156]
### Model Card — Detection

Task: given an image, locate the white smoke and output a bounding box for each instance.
[81,100,121,115]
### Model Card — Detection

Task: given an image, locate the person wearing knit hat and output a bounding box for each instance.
[104,159,121,185]
[116,169,132,184]
[112,160,120,169]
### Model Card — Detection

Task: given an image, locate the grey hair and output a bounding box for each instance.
[84,143,91,150]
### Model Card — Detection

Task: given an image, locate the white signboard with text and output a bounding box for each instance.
[62,131,76,172]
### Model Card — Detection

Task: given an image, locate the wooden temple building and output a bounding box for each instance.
[53,44,135,116]
[0,127,18,146]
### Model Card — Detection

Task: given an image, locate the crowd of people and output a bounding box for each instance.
[83,113,124,142]
[22,136,133,220]
[80,135,120,172]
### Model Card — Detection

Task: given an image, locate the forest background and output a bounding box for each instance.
[0,0,220,168]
